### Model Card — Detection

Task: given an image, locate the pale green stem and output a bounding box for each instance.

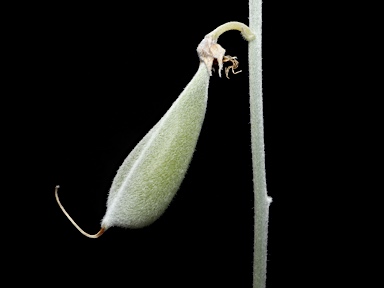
[249,1,272,288]
[207,21,256,42]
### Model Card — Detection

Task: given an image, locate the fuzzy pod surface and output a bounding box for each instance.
[101,63,209,229]
[55,63,210,237]
[55,21,254,238]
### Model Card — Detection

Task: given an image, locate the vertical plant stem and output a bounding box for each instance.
[249,1,272,287]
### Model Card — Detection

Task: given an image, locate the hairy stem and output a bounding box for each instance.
[249,1,272,287]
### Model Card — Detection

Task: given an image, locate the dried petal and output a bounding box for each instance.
[197,36,226,77]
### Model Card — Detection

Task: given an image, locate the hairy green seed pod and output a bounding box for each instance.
[55,21,255,238]
[102,63,209,229]
[55,63,210,237]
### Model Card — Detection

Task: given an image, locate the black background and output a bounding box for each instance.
[9,1,343,287]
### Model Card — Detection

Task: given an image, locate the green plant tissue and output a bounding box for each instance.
[101,63,210,229]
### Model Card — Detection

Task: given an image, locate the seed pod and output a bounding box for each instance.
[55,21,255,238]
[101,62,210,229]
[55,62,210,237]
